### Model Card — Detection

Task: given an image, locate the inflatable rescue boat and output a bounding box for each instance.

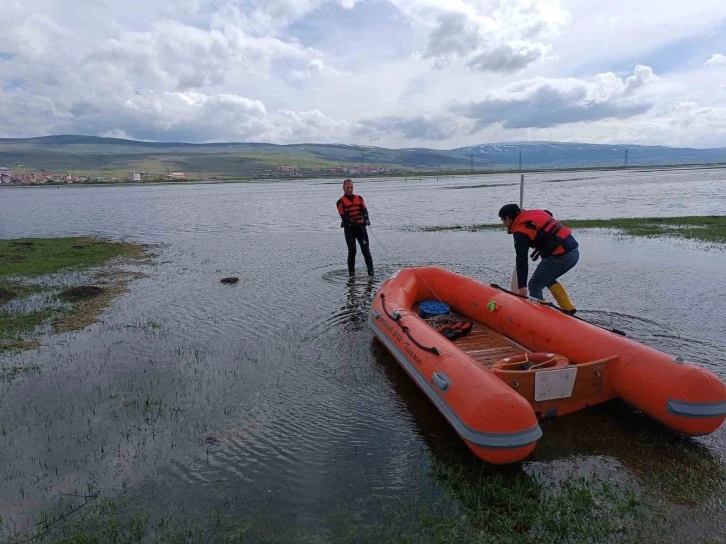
[369,267,726,464]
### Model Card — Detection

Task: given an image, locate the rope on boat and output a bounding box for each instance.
[424,313,460,330]
[380,294,440,355]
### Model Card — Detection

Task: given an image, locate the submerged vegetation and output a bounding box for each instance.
[0,237,148,351]
[416,463,649,543]
[11,450,721,543]
[423,215,726,244]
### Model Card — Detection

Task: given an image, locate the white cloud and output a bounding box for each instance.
[1,0,726,148]
[705,53,726,66]
[121,92,269,140]
[195,0,361,35]
[0,89,71,138]
[99,130,134,140]
[353,115,465,142]
[452,66,656,130]
[623,64,656,93]
[270,109,350,142]
[85,19,321,90]
[395,0,570,72]
[466,41,551,73]
[286,57,343,82]
[0,14,64,59]
[499,101,726,149]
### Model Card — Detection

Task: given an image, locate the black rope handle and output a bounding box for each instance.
[380,294,440,355]
[490,284,627,337]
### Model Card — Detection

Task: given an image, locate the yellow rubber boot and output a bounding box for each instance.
[549,282,576,314]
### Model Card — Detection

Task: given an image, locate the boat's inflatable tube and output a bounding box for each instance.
[369,267,726,464]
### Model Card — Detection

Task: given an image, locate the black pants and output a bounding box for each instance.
[344,226,373,275]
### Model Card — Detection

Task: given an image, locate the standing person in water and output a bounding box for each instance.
[336,179,374,277]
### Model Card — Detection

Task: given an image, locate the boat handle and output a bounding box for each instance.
[432,372,451,393]
[380,294,440,355]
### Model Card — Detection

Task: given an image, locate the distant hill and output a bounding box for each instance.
[2,135,726,178]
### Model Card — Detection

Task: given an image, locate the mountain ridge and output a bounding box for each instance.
[2,135,726,177]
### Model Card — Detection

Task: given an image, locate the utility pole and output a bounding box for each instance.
[519,149,522,171]
[511,172,525,292]
[623,149,629,167]
[519,174,524,208]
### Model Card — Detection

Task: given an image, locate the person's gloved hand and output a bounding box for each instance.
[340,218,345,228]
[365,219,371,227]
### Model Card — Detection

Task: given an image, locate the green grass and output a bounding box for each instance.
[406,460,652,544]
[0,237,144,278]
[423,215,726,244]
[10,471,650,544]
[0,308,63,340]
[8,450,713,544]
[0,280,45,301]
[12,496,257,544]
[0,237,148,351]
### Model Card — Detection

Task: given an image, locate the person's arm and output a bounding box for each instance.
[337,199,347,227]
[360,197,370,225]
[514,232,529,291]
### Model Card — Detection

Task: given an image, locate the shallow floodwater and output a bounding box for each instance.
[0,167,725,541]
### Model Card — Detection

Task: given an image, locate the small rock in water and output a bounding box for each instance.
[220,277,239,284]
[60,285,104,301]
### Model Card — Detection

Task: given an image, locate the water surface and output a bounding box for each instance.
[1,168,725,541]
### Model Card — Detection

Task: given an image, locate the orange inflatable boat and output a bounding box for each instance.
[369,267,726,464]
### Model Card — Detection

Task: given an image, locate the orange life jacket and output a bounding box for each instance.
[337,194,366,226]
[509,209,573,258]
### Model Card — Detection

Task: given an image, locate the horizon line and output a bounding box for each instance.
[1,134,725,151]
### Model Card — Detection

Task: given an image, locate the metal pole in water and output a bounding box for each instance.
[511,174,526,292]
[519,174,524,208]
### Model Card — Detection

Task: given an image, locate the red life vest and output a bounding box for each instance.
[439,320,473,340]
[509,209,572,258]
[337,194,366,226]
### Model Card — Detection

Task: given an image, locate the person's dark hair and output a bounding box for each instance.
[498,203,521,220]
[343,178,353,185]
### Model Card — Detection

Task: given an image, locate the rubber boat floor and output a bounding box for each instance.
[451,322,528,368]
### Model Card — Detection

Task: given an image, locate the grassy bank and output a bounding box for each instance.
[423,215,726,244]
[9,456,709,543]
[0,237,148,352]
[2,472,650,544]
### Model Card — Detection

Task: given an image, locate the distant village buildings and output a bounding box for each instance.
[272,164,393,177]
[0,167,157,185]
[0,168,115,184]
[0,162,401,185]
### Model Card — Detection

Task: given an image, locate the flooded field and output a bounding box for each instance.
[1,167,725,542]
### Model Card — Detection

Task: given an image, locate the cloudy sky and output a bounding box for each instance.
[2,0,726,148]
